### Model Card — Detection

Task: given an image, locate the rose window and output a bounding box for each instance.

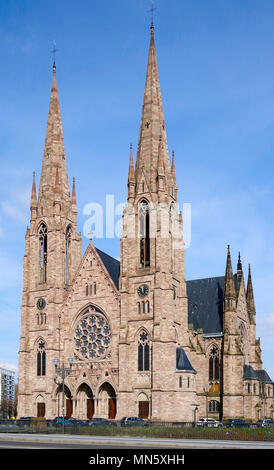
[74,307,111,361]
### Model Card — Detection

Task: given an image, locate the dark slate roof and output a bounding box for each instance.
[176,348,196,373]
[95,248,120,289]
[243,365,273,383]
[186,276,224,334]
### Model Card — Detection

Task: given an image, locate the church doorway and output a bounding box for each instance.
[56,384,73,418]
[137,393,149,419]
[36,395,46,418]
[98,383,116,419]
[76,383,94,419]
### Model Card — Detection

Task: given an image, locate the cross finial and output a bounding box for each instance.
[148,0,156,26]
[51,40,59,68]
[87,230,93,242]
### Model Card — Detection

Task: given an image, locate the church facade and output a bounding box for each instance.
[18,25,273,422]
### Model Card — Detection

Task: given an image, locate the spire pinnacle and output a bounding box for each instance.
[236,251,244,298]
[31,171,37,205]
[38,63,70,210]
[72,176,77,206]
[246,264,256,323]
[224,245,236,311]
[237,252,242,271]
[128,144,135,183]
[135,23,173,196]
[171,150,177,186]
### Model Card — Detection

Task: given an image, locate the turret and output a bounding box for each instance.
[30,171,38,223]
[223,245,236,313]
[246,264,256,324]
[127,144,135,202]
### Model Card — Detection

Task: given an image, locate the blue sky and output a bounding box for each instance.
[0,0,274,381]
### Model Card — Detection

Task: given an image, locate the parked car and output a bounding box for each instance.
[196,418,223,428]
[17,417,32,426]
[88,418,116,427]
[53,417,76,426]
[256,419,274,428]
[120,417,149,427]
[226,419,248,428]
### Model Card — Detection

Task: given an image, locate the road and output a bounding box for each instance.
[0,433,273,449]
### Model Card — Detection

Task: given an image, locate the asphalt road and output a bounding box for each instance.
[0,433,273,449]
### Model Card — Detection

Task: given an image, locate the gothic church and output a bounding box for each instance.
[18,25,273,422]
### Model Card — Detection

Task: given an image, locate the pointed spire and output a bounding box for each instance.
[30,171,38,222]
[38,64,70,210]
[72,176,77,206]
[171,150,177,186]
[128,144,135,183]
[135,24,172,195]
[31,171,37,205]
[237,252,242,274]
[236,251,244,297]
[224,245,236,312]
[246,264,256,323]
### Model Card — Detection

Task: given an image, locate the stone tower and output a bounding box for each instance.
[17,63,82,417]
[118,25,196,421]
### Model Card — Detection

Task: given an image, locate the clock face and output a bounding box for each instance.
[37,298,46,310]
[137,284,149,298]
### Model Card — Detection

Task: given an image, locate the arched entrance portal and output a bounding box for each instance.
[76,383,94,419]
[56,384,73,417]
[138,393,149,419]
[98,383,116,419]
[36,395,45,417]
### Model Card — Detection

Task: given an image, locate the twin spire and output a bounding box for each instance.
[128,24,177,199]
[224,245,256,322]
[30,63,76,215]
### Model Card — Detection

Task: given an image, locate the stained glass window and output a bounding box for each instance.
[37,340,46,376]
[209,346,219,381]
[138,331,150,371]
[74,307,111,361]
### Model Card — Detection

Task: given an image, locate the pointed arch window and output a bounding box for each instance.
[209,346,220,381]
[37,340,46,376]
[65,226,71,285]
[39,223,47,283]
[139,200,150,268]
[138,331,150,371]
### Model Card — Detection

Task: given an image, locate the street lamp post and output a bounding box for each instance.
[203,385,209,422]
[53,357,73,434]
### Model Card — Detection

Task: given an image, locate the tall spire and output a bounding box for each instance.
[71,176,77,206]
[30,170,38,221]
[224,245,236,312]
[31,171,37,205]
[171,150,176,185]
[128,144,135,183]
[246,264,256,323]
[127,143,135,201]
[38,64,70,211]
[135,24,172,196]
[236,251,244,298]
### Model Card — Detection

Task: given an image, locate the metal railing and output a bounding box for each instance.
[0,419,274,441]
